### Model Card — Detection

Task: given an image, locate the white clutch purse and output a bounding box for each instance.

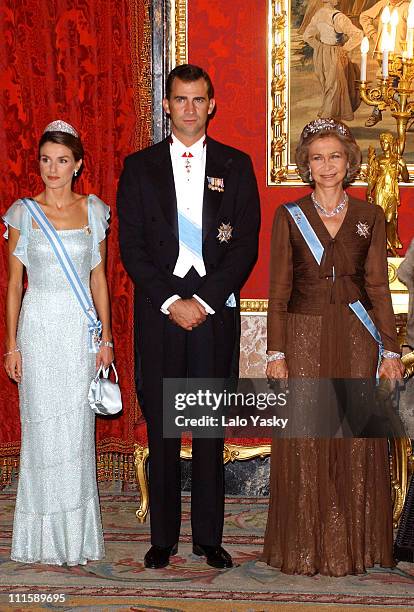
[88,364,122,416]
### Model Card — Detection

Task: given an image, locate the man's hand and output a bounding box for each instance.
[168,298,207,330]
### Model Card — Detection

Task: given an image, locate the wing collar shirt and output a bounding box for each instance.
[160,133,215,315]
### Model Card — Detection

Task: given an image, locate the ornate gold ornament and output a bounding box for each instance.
[240,299,268,312]
[360,51,414,161]
[366,133,409,255]
[171,0,188,67]
[268,0,290,184]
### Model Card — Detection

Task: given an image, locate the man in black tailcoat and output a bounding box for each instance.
[117,64,260,569]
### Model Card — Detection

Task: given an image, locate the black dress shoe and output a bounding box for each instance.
[193,543,233,568]
[144,543,178,569]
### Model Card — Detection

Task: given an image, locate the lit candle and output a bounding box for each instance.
[360,36,369,81]
[382,30,390,77]
[390,9,398,52]
[407,10,414,58]
[381,5,391,28]
[409,0,414,22]
[381,7,391,77]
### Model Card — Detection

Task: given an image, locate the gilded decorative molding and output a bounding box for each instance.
[174,0,188,66]
[388,257,407,288]
[389,434,413,527]
[388,257,409,315]
[133,444,150,523]
[240,299,268,313]
[268,0,289,184]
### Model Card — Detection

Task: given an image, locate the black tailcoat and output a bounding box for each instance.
[117,135,260,546]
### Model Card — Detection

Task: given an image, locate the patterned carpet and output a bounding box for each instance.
[1,488,414,610]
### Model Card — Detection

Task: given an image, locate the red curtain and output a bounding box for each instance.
[0,0,151,475]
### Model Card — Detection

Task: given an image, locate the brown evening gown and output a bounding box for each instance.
[262,195,399,576]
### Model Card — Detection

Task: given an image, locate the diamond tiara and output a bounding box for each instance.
[43,120,79,138]
[302,118,351,140]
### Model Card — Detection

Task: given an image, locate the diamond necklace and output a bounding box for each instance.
[311,191,348,217]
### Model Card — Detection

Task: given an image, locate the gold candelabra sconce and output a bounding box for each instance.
[360,54,414,156]
[359,2,414,156]
[359,7,414,254]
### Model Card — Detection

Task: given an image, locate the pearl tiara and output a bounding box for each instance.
[43,120,79,138]
[301,118,351,140]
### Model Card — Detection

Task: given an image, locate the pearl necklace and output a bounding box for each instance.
[311,191,348,217]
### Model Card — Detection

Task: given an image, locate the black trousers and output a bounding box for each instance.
[136,269,237,547]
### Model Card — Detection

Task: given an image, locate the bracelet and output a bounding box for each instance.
[3,348,20,357]
[266,351,286,362]
[100,340,114,348]
[382,350,400,359]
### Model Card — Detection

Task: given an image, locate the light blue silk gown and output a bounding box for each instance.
[3,194,109,565]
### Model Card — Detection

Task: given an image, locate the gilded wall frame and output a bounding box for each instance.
[170,0,188,67]
[267,0,414,185]
[151,0,187,143]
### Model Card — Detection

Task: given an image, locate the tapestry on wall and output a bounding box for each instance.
[0,0,151,483]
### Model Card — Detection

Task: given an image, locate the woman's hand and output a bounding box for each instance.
[378,357,405,380]
[96,345,114,370]
[266,359,289,380]
[4,351,22,383]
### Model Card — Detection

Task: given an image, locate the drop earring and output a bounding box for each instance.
[74,169,78,177]
[309,166,313,182]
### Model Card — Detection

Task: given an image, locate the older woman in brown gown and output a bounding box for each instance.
[262,118,404,576]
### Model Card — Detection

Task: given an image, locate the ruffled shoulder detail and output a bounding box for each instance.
[2,199,31,268]
[88,194,110,269]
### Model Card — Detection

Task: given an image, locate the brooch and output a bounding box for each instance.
[207,176,224,192]
[356,221,370,238]
[217,222,233,243]
[83,225,92,235]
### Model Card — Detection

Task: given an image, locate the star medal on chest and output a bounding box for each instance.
[207,176,224,192]
[217,221,233,243]
[356,221,370,238]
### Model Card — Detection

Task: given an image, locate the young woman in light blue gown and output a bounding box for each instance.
[3,120,113,565]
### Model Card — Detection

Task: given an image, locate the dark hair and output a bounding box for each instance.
[38,131,84,180]
[295,124,361,188]
[165,64,214,100]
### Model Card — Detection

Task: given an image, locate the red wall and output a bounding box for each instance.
[188,0,414,299]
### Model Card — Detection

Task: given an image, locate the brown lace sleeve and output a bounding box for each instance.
[267,205,293,352]
[364,205,400,353]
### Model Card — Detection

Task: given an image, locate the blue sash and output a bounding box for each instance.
[22,197,102,353]
[284,202,383,374]
[177,211,203,259]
